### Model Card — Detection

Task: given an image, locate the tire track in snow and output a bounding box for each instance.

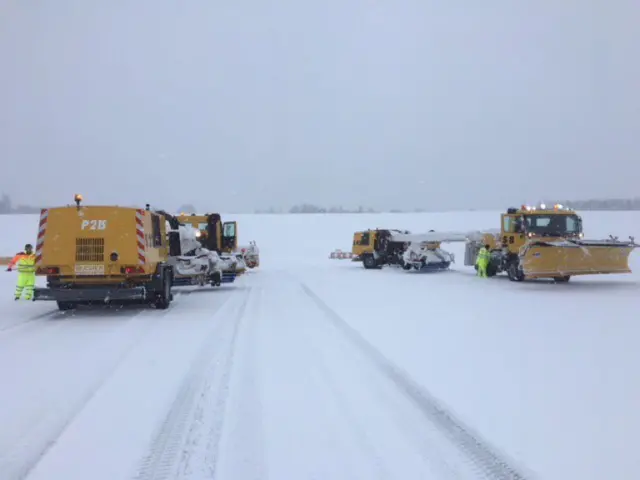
[0,310,64,336]
[197,284,266,480]
[299,282,532,480]
[134,287,252,480]
[1,294,191,480]
[0,292,193,338]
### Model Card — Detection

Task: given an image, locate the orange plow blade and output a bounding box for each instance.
[519,239,638,279]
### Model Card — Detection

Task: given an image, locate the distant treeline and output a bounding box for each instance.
[0,194,41,214]
[2,194,640,215]
[551,198,640,211]
[260,199,640,213]
[256,204,432,214]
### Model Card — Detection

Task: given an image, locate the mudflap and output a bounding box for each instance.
[520,242,637,278]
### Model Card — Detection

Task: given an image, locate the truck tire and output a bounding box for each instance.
[553,275,571,283]
[486,262,498,277]
[507,262,524,282]
[154,268,172,309]
[362,254,377,269]
[57,301,76,311]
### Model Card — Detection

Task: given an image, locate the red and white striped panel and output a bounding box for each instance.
[135,209,146,264]
[35,208,49,265]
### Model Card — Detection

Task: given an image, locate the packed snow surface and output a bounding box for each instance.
[1,210,639,480]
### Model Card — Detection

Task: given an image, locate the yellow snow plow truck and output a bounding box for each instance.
[32,195,175,310]
[463,204,638,282]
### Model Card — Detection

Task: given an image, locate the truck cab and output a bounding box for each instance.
[499,205,583,254]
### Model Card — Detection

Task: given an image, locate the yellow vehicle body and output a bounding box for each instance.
[33,203,174,310]
[351,230,371,260]
[468,205,638,282]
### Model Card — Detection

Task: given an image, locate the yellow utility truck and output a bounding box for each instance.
[351,228,457,271]
[33,195,174,310]
[463,204,638,282]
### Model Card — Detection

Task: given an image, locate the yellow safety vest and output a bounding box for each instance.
[476,248,490,264]
[16,254,36,274]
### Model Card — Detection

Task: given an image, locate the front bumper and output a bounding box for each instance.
[33,285,148,302]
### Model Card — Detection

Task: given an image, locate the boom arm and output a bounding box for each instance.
[390,229,500,244]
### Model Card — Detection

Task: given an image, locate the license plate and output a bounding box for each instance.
[75,264,105,275]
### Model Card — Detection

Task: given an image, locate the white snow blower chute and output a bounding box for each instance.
[164,221,230,287]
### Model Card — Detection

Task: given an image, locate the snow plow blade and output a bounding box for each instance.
[519,239,638,278]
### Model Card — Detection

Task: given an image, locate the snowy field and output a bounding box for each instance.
[1,210,639,480]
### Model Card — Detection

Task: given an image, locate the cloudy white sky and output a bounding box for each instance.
[0,0,637,212]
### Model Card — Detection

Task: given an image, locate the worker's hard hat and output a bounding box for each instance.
[25,243,33,250]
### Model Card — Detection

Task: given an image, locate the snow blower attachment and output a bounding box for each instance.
[351,229,459,271]
[463,204,639,282]
[175,213,245,277]
[162,212,238,285]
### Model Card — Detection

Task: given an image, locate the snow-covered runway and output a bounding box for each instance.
[2,272,527,480]
[1,211,638,479]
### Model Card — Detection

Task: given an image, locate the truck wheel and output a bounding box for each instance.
[486,262,498,277]
[155,270,172,309]
[57,301,76,311]
[362,255,376,269]
[507,262,524,282]
[553,276,571,283]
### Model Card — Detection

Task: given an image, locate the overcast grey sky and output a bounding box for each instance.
[0,0,637,212]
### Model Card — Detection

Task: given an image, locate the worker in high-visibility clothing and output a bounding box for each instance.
[475,244,491,278]
[7,244,37,300]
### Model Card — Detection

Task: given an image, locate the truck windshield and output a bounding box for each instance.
[524,214,581,236]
